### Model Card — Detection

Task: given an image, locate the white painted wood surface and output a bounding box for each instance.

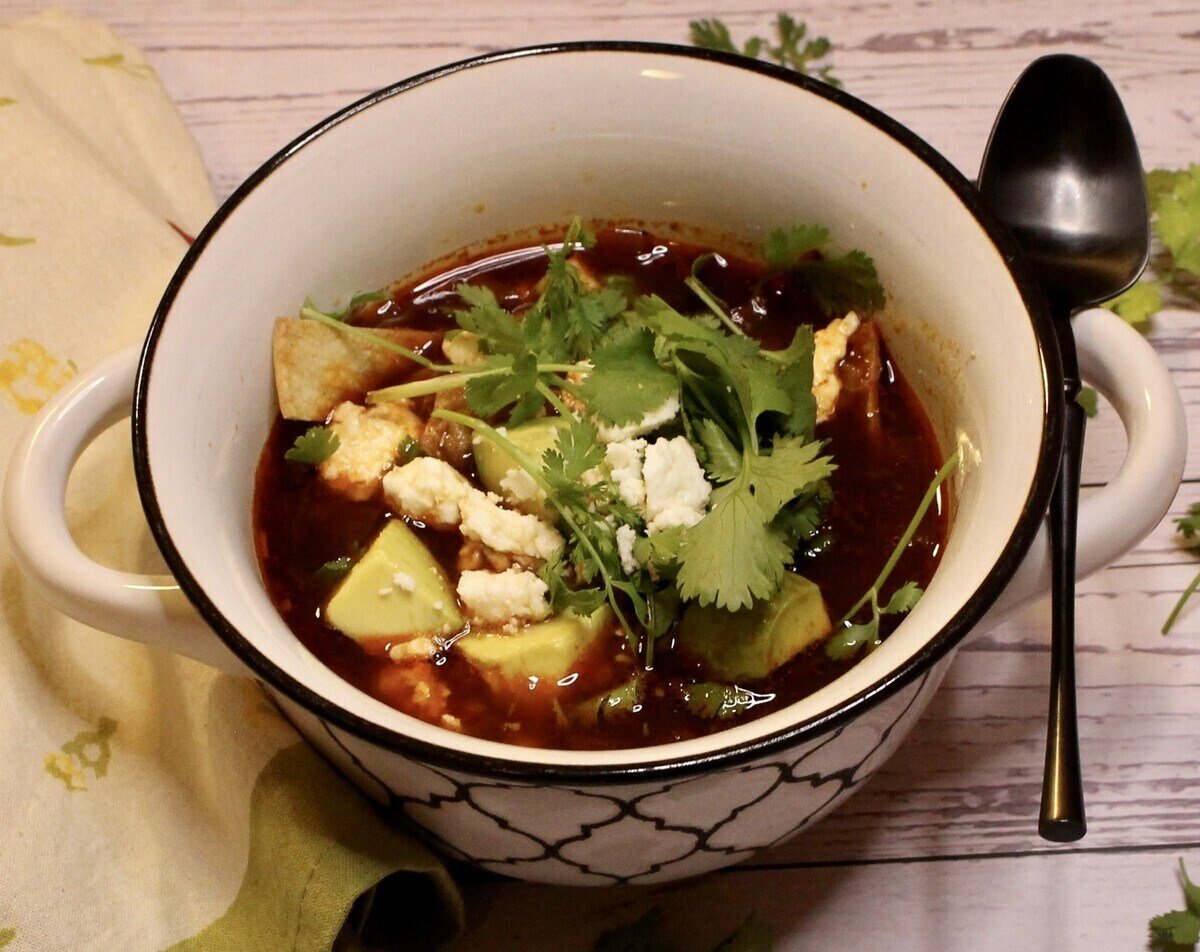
[7,0,1198,947]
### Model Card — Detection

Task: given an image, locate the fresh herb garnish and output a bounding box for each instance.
[826,448,961,659]
[594,907,772,952]
[303,288,389,323]
[397,435,424,463]
[1149,858,1200,948]
[1162,502,1200,635]
[764,224,886,317]
[315,555,355,583]
[1106,165,1200,329]
[284,425,339,465]
[689,12,841,88]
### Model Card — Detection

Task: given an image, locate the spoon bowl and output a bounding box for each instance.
[980,55,1149,309]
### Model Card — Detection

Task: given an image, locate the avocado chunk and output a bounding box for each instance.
[677,573,831,681]
[456,607,611,681]
[473,418,562,518]
[325,520,462,642]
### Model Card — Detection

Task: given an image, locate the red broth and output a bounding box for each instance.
[253,226,948,750]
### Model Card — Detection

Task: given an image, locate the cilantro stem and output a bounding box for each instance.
[684,275,746,338]
[366,363,591,404]
[837,447,961,628]
[300,306,449,371]
[431,408,640,649]
[1162,569,1200,635]
[535,381,574,417]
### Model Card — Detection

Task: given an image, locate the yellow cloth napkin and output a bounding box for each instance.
[0,12,461,950]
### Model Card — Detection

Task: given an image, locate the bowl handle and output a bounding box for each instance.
[980,306,1188,625]
[4,345,248,675]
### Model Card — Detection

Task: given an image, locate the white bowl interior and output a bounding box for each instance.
[144,49,1046,766]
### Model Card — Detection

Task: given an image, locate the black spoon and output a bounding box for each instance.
[978,54,1150,843]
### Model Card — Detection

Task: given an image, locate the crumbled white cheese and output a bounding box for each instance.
[441,330,487,366]
[382,456,476,528]
[318,401,422,500]
[642,436,712,534]
[615,524,639,574]
[460,492,564,561]
[498,467,544,510]
[388,636,437,663]
[457,567,551,624]
[813,311,861,424]
[596,394,681,443]
[604,438,647,508]
[392,571,416,592]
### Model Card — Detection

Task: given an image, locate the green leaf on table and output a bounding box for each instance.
[1150,860,1200,947]
[1104,280,1162,330]
[284,426,339,465]
[1162,504,1200,635]
[1075,387,1099,418]
[689,14,840,87]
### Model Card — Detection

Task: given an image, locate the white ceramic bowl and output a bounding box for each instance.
[6,43,1186,884]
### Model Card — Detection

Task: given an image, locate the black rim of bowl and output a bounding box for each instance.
[133,40,1064,784]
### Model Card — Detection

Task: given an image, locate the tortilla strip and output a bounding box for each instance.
[272,317,441,421]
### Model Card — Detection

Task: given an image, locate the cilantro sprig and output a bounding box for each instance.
[1105,165,1200,329]
[1162,502,1200,635]
[284,425,339,465]
[1150,858,1200,948]
[764,223,886,317]
[690,12,841,88]
[826,448,961,659]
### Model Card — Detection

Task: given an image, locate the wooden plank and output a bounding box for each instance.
[450,846,1200,950]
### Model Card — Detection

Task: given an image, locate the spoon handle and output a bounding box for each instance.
[1040,338,1087,843]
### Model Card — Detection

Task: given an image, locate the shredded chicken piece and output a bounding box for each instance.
[839,319,884,437]
[419,387,474,471]
[456,537,540,574]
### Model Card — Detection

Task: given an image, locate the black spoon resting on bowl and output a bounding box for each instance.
[978,54,1150,843]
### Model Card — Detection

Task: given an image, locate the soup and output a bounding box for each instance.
[253,223,949,750]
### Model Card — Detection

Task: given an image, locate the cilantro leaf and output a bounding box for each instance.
[632,525,685,577]
[1104,279,1162,329]
[284,426,339,464]
[676,478,794,611]
[791,249,886,317]
[1150,859,1200,947]
[314,555,355,583]
[1177,503,1200,541]
[454,283,527,356]
[825,620,880,661]
[1162,504,1200,635]
[881,580,923,615]
[1154,164,1200,275]
[689,14,840,86]
[763,223,829,270]
[540,557,608,617]
[577,325,679,425]
[302,288,388,322]
[464,353,541,419]
[695,418,742,482]
[542,415,606,490]
[763,226,885,316]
